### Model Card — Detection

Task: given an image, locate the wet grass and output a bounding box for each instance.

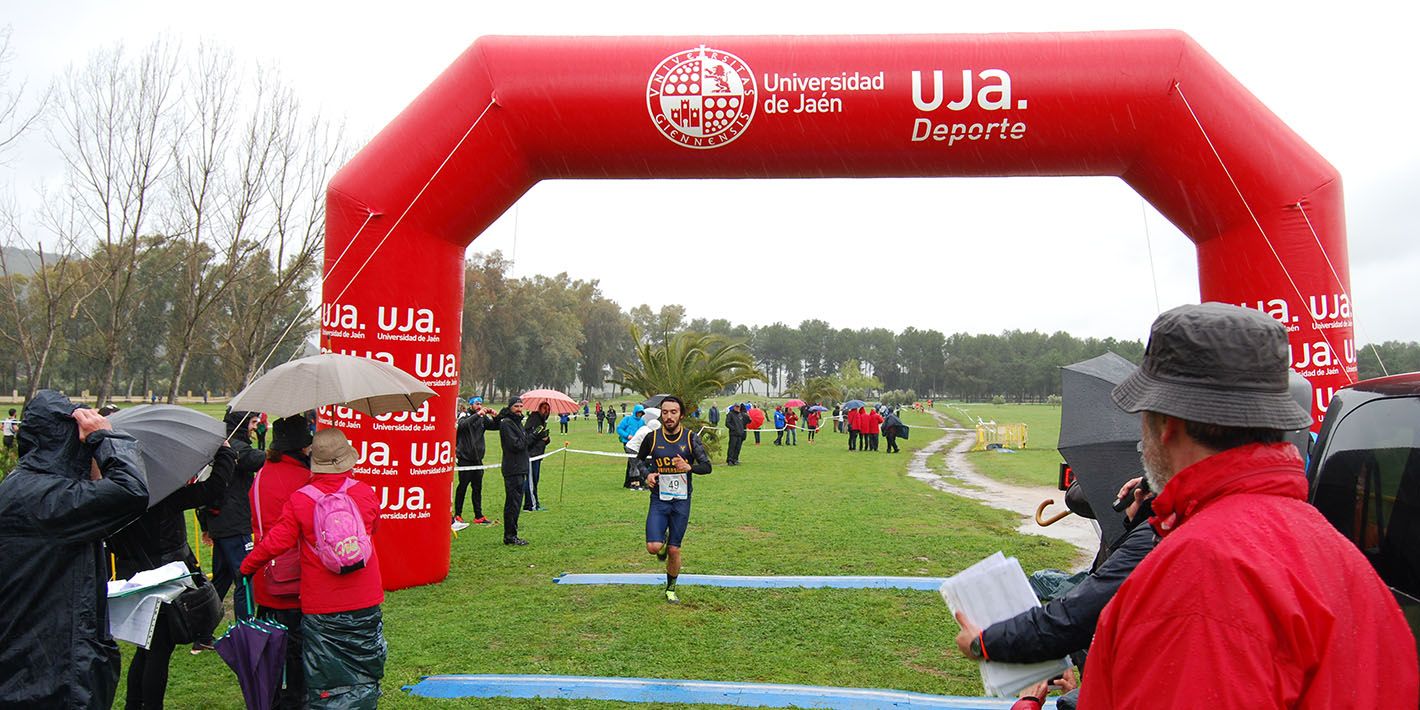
[127,404,1078,708]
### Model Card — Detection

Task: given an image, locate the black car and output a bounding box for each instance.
[1306,372,1420,657]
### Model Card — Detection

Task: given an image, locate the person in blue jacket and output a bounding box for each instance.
[773,406,787,446]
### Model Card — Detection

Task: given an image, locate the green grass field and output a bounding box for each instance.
[119,402,1077,708]
[935,402,1066,489]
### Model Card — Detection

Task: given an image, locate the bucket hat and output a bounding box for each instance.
[1111,302,1312,430]
[310,428,358,474]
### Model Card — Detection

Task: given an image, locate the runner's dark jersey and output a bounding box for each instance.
[636,427,712,496]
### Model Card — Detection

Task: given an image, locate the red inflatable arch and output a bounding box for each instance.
[320,31,1356,589]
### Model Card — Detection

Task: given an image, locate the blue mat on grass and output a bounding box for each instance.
[552,573,948,590]
[404,674,1052,708]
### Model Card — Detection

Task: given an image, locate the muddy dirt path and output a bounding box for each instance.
[908,410,1097,565]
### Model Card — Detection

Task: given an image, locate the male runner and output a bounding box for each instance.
[636,396,712,604]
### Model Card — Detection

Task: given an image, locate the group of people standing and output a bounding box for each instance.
[844,405,907,454]
[453,397,553,545]
[0,394,387,709]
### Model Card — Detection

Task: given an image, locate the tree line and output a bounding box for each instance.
[461,250,1134,401]
[0,36,338,402]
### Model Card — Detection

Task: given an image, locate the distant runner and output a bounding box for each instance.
[635,396,712,604]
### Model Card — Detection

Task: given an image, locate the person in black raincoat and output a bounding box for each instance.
[0,390,148,708]
[108,444,236,709]
[522,402,552,512]
[954,476,1159,708]
[453,400,495,527]
[881,410,907,453]
[723,404,748,466]
[498,398,533,545]
[194,409,267,649]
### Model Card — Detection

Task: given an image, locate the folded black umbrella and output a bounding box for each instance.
[107,405,225,508]
[1058,352,1144,548]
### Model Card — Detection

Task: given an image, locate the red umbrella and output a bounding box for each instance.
[520,388,579,414]
[747,407,766,429]
[784,399,807,408]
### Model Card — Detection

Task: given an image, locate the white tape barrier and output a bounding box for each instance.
[453,445,572,472]
[448,415,974,472]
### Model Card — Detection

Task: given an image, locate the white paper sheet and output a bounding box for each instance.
[940,552,1072,697]
[107,562,195,649]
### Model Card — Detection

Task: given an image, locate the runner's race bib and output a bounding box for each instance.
[658,473,688,501]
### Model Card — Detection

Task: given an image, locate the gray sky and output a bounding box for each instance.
[3,0,1416,344]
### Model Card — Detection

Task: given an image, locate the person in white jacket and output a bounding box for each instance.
[624,408,660,489]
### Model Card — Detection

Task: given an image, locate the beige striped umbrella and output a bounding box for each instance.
[229,353,435,418]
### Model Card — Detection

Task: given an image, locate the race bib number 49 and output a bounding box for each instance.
[659,473,688,501]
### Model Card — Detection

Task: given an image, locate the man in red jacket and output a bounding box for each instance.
[1068,303,1418,708]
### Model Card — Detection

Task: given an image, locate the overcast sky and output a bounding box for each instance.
[3,1,1416,344]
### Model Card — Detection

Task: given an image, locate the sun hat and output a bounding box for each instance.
[270,414,313,452]
[310,428,358,474]
[1111,302,1312,430]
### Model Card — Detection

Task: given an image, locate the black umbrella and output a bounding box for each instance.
[108,405,226,508]
[640,394,672,409]
[1058,352,1144,548]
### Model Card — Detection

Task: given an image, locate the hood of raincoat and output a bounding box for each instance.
[17,390,89,479]
[224,409,256,444]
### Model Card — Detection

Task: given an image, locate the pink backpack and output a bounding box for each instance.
[298,478,373,574]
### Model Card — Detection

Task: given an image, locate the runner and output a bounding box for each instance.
[635,396,712,604]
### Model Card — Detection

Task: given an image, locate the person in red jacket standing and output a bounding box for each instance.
[248,415,313,709]
[241,428,386,709]
[1066,303,1418,709]
[865,407,883,451]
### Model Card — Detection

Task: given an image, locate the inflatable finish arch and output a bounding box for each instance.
[321,31,1355,589]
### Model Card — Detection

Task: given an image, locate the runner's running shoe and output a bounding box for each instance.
[665,589,680,604]
[472,517,492,525]
[451,518,470,531]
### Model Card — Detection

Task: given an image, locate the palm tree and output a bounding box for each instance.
[610,326,764,414]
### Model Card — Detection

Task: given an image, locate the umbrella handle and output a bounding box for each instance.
[1035,499,1072,527]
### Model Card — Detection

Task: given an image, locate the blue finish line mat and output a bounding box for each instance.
[551,573,948,590]
[404,674,1053,708]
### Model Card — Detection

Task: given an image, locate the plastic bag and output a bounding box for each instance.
[302,606,386,709]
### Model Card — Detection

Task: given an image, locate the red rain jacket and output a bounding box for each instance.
[1082,443,1418,708]
[241,473,384,615]
[847,409,861,432]
[864,410,883,435]
[248,457,311,610]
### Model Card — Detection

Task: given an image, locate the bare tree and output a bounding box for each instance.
[0,26,48,160]
[161,46,288,402]
[0,191,87,399]
[215,88,343,390]
[51,41,179,403]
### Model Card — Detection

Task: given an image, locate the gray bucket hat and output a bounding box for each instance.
[1111,302,1312,430]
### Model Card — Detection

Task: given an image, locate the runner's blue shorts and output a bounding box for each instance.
[646,496,692,548]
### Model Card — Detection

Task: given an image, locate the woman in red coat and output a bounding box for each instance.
[247,415,313,708]
[241,428,385,709]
